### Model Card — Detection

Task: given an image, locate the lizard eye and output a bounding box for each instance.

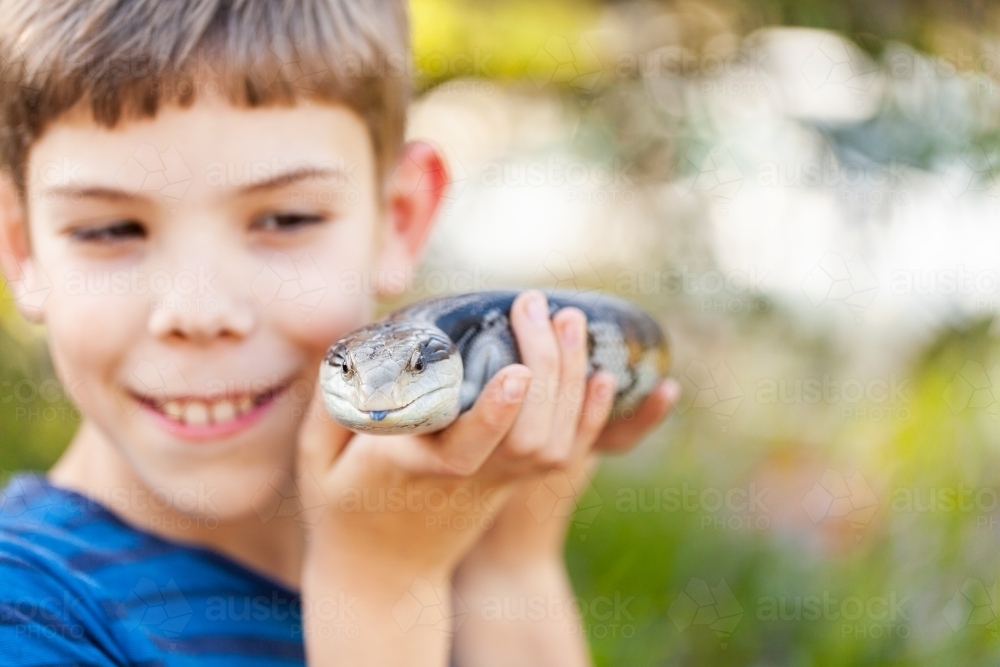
[327,345,353,378]
[409,349,425,373]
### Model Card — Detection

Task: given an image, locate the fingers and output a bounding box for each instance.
[593,378,680,453]
[568,371,617,461]
[545,306,590,462]
[503,290,561,456]
[429,364,532,476]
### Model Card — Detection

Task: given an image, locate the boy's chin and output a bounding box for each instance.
[133,459,302,525]
[114,412,305,524]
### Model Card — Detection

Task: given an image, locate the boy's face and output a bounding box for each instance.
[2,94,442,519]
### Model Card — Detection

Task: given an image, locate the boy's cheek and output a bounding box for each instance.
[44,282,148,371]
[268,266,377,358]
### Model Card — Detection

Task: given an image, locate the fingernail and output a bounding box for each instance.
[503,372,529,401]
[662,378,681,403]
[527,292,548,324]
[560,316,581,349]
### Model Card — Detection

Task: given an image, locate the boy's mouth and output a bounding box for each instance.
[130,383,289,428]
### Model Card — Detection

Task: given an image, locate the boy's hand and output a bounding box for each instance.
[450,379,679,667]
[295,290,634,666]
[461,376,679,568]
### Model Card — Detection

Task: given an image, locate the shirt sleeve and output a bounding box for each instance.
[0,530,164,666]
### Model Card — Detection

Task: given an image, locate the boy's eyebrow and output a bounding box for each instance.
[41,185,138,202]
[236,166,349,194]
[40,165,350,201]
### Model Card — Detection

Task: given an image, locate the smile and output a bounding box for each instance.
[130,382,290,439]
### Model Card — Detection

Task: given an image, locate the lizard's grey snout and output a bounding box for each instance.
[358,366,402,410]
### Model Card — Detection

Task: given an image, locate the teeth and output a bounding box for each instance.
[183,401,210,426]
[163,400,185,420]
[153,390,271,427]
[211,400,236,423]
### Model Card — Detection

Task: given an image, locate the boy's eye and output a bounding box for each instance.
[251,212,326,232]
[69,221,146,243]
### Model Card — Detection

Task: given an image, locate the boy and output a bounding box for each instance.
[0,0,678,665]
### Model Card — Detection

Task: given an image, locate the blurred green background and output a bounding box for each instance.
[6,0,1000,664]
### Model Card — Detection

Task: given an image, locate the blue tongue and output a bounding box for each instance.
[369,410,389,421]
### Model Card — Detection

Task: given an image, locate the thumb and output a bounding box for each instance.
[297,379,355,478]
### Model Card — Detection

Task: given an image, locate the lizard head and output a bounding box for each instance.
[319,321,463,435]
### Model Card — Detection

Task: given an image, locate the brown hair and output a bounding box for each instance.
[0,0,410,194]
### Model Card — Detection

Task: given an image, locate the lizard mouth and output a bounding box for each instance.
[321,385,460,435]
[359,386,453,421]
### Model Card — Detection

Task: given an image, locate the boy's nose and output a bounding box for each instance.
[147,287,255,343]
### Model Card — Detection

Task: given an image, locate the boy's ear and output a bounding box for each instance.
[0,172,46,323]
[375,141,449,296]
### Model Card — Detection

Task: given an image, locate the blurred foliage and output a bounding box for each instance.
[0,294,78,479]
[730,0,1000,56]
[412,0,603,87]
[562,315,1000,666]
[410,0,1000,89]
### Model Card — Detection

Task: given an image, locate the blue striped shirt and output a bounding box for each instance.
[0,472,306,666]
